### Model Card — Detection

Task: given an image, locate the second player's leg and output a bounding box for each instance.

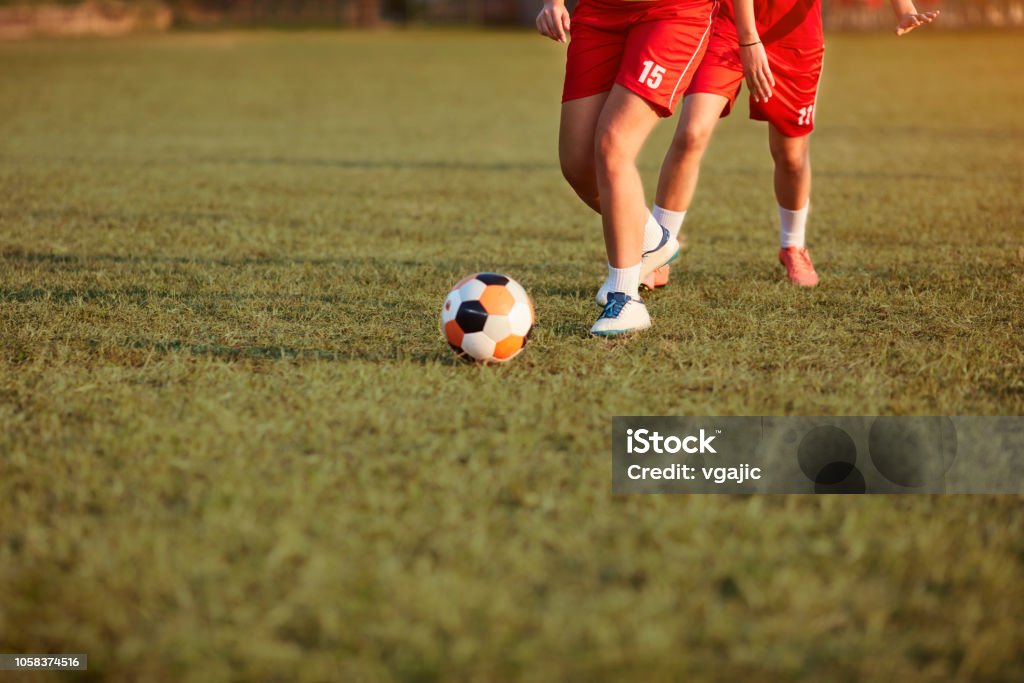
[645,93,729,292]
[656,92,730,214]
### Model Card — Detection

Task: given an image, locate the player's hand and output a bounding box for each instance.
[536,2,571,43]
[740,41,775,103]
[895,10,939,36]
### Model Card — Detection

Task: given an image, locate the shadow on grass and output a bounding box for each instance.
[1,252,604,345]
[20,206,289,225]
[2,249,407,269]
[191,154,976,181]
[543,321,594,339]
[212,156,559,173]
[124,338,461,366]
[823,123,1024,143]
[534,283,595,300]
[1,285,354,306]
[0,250,547,275]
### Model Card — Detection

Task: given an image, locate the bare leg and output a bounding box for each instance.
[770,125,818,285]
[655,93,729,211]
[559,92,610,213]
[768,125,811,210]
[593,85,661,268]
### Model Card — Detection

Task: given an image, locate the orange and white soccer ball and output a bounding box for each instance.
[441,273,534,363]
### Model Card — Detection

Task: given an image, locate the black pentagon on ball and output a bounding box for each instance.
[475,272,509,286]
[455,300,488,334]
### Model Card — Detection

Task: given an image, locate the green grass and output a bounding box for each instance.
[1,29,1023,682]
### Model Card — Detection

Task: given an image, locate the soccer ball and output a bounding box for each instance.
[441,273,534,363]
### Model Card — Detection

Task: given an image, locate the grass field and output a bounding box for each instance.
[1,28,1023,682]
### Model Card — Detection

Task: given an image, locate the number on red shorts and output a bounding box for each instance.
[798,104,816,126]
[639,60,666,89]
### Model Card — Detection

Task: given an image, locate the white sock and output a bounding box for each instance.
[779,203,809,248]
[605,262,641,299]
[652,204,687,243]
[641,211,664,253]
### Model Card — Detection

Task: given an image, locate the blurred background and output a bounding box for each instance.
[0,0,1020,38]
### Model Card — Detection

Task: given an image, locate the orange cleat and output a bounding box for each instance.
[778,247,819,287]
[641,265,670,290]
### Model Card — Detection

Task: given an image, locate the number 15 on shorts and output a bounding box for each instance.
[639,60,665,89]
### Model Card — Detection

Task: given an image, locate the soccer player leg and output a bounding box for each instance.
[751,46,822,286]
[647,92,732,287]
[655,39,742,241]
[643,264,671,291]
[591,85,661,336]
[560,19,624,212]
[560,94,611,213]
[770,126,811,221]
[642,93,731,292]
[648,37,740,292]
[594,5,715,308]
[770,127,818,286]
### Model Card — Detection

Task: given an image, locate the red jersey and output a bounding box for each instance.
[715,0,822,48]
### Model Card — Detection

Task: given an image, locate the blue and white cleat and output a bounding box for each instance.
[590,292,652,337]
[596,226,680,306]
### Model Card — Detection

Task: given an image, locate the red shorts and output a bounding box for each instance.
[686,25,824,137]
[563,0,718,118]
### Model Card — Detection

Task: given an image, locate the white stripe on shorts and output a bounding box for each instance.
[667,1,718,108]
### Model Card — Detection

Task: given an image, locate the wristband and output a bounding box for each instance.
[739,40,761,47]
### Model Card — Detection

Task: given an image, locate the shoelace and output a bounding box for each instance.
[601,294,630,319]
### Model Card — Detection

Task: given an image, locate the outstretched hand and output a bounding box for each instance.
[740,42,775,103]
[896,10,940,36]
[536,2,571,43]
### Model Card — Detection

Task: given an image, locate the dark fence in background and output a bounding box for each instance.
[177,0,1024,27]
[826,0,1022,29]
[172,0,1024,27]
[162,0,533,25]
[0,0,1021,34]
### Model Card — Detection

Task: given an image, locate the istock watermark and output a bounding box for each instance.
[626,428,718,454]
[611,417,1024,494]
